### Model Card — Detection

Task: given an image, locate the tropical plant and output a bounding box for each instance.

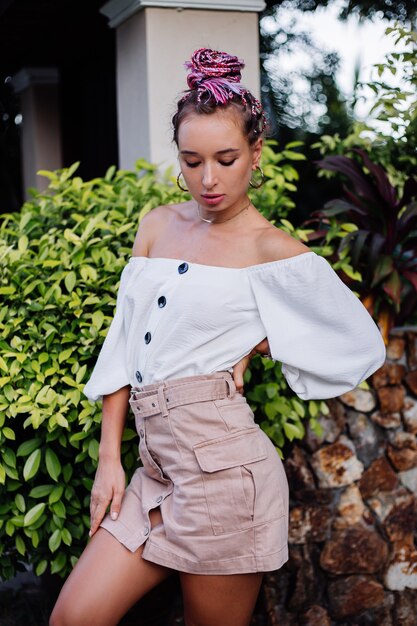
[309,148,417,341]
[0,143,336,581]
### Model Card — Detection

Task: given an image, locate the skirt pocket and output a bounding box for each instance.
[193,427,268,535]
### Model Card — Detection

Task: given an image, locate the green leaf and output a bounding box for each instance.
[61,527,72,546]
[283,422,304,441]
[14,494,26,513]
[35,560,48,576]
[48,529,62,553]
[18,235,29,253]
[65,271,76,293]
[29,485,54,498]
[23,449,42,481]
[24,503,46,527]
[15,535,26,556]
[52,500,66,518]
[51,552,67,575]
[88,439,99,461]
[48,485,64,505]
[17,438,42,458]
[0,464,6,485]
[2,427,15,440]
[45,448,62,481]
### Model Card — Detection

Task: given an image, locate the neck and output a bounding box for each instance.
[197,198,251,225]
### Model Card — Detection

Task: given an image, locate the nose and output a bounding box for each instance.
[202,164,216,190]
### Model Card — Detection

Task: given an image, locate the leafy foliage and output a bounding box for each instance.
[310,149,417,341]
[313,26,417,182]
[0,143,333,580]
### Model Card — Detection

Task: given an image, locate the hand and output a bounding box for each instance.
[232,338,271,394]
[89,457,125,538]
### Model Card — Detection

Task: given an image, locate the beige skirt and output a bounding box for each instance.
[100,371,289,574]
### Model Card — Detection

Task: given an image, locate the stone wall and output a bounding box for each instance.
[263,329,417,626]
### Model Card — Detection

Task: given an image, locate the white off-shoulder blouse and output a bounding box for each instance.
[83,251,386,402]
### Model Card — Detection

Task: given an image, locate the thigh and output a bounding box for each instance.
[180,572,263,626]
[50,512,171,626]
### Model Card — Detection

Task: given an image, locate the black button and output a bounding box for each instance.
[158,296,166,308]
[178,262,189,274]
[144,332,151,344]
[135,370,142,383]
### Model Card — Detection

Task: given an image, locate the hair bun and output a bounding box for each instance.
[185,48,245,89]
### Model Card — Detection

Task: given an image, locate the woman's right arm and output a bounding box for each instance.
[89,385,130,537]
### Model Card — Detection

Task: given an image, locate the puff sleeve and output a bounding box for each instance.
[247,252,386,400]
[83,261,136,402]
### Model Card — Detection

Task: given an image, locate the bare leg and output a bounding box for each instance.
[50,509,171,626]
[180,572,263,626]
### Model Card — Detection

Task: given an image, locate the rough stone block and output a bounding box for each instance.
[340,387,376,412]
[319,525,388,574]
[334,484,366,528]
[310,435,364,488]
[377,385,406,414]
[393,589,417,626]
[386,336,405,360]
[403,396,417,434]
[289,504,332,544]
[384,542,417,591]
[371,410,402,429]
[288,544,321,611]
[387,431,417,471]
[372,362,406,388]
[406,332,417,370]
[405,370,417,396]
[299,605,331,626]
[284,445,316,493]
[328,574,385,619]
[346,410,382,465]
[398,466,417,496]
[382,493,416,541]
[359,456,398,500]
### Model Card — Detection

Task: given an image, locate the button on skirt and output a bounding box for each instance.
[100,371,289,574]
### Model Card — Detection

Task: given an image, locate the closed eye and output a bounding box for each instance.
[184,161,200,168]
[220,160,236,167]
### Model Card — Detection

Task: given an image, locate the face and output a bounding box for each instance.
[177,108,262,215]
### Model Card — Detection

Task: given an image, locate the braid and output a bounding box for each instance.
[172,48,267,145]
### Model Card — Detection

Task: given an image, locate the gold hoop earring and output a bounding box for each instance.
[176,172,189,192]
[249,166,265,189]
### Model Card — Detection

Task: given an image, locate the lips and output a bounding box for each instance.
[201,194,225,206]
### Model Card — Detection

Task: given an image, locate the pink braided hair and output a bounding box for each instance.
[181,48,266,133]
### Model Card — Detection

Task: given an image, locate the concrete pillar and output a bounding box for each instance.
[11,68,63,197]
[100,0,265,171]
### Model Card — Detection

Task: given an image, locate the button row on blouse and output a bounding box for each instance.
[136,262,189,386]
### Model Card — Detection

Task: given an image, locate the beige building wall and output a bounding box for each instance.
[146,8,261,169]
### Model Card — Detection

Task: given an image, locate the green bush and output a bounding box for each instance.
[0,144,346,580]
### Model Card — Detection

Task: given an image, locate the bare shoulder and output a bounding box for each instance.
[132,202,191,257]
[255,219,310,263]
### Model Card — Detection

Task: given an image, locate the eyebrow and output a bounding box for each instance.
[180,148,240,156]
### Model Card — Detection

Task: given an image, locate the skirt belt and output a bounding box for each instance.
[130,374,236,418]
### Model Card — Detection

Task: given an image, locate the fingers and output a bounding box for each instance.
[110,488,124,522]
[89,496,109,538]
[233,358,249,394]
[89,484,126,537]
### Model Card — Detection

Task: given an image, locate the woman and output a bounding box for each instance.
[50,48,385,626]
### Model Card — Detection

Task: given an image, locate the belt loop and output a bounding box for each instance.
[225,376,236,399]
[157,384,169,418]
